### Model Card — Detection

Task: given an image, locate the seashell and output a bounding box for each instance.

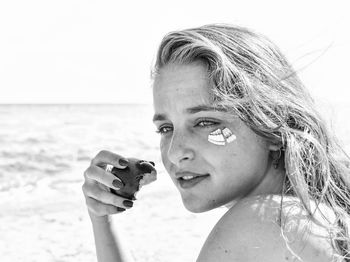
[139,170,157,187]
[208,129,226,145]
[208,138,226,146]
[221,127,232,137]
[208,127,236,146]
[106,158,157,200]
[212,129,222,135]
[222,127,236,143]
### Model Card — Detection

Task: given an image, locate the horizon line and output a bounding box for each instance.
[0,102,152,106]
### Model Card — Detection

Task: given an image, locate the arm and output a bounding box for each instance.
[90,215,131,262]
[82,151,136,262]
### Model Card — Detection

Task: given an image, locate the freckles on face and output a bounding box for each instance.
[152,62,271,212]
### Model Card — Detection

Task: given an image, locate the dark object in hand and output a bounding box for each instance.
[108,158,156,200]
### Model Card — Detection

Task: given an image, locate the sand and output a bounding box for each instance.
[0,163,225,262]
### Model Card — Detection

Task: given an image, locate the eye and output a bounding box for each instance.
[155,125,173,135]
[195,119,219,128]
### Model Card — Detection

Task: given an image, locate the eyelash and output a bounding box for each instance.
[155,125,173,135]
[155,119,219,135]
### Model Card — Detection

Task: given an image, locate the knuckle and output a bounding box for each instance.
[98,150,109,158]
[93,188,103,200]
[108,205,118,214]
[82,183,92,195]
[104,192,116,205]
[84,166,101,181]
[81,184,86,194]
[83,169,89,179]
[90,166,100,179]
[85,197,93,206]
[91,150,107,165]
[100,149,109,155]
[84,166,94,179]
[112,196,121,207]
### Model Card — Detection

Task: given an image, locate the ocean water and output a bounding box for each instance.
[0,104,160,192]
[0,104,225,262]
[0,103,349,262]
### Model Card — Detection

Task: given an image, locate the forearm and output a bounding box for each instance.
[91,215,130,262]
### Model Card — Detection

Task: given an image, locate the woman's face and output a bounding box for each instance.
[152,62,282,212]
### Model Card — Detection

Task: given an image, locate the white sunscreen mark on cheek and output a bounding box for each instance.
[208,127,236,146]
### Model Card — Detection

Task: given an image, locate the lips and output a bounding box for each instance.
[175,171,208,180]
[174,171,210,189]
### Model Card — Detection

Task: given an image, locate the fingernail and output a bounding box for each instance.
[112,179,124,189]
[123,200,133,208]
[118,158,129,167]
[117,207,126,212]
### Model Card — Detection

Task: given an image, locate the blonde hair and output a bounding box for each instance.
[152,24,350,260]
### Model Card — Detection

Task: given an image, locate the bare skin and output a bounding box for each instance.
[82,62,338,262]
[82,150,135,262]
[197,194,337,262]
[152,62,285,212]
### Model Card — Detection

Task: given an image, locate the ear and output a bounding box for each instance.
[267,142,282,152]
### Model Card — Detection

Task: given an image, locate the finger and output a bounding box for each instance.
[86,197,126,216]
[91,150,129,169]
[84,165,124,191]
[85,183,134,209]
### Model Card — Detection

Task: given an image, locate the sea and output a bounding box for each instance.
[0,104,225,262]
[0,103,349,262]
[0,104,160,192]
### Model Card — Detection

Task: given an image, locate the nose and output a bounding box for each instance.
[167,130,195,165]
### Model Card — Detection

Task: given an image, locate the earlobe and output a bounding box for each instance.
[270,149,282,169]
[267,142,283,151]
[267,143,282,151]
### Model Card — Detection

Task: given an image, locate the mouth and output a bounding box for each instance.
[175,171,208,180]
[175,172,210,189]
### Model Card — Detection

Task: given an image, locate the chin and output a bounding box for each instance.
[181,197,217,213]
[184,204,209,213]
[224,200,239,209]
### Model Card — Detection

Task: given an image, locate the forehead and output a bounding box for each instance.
[153,62,213,108]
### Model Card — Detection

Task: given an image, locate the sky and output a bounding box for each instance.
[0,0,349,104]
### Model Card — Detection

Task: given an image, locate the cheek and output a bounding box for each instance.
[159,138,171,169]
[211,134,268,176]
[233,136,269,174]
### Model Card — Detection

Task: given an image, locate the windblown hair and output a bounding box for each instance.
[152,24,350,261]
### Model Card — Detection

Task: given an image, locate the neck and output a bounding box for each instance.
[224,163,285,210]
[251,159,285,196]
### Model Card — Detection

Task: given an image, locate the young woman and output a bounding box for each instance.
[82,24,350,261]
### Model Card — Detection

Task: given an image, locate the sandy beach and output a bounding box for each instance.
[0,162,225,262]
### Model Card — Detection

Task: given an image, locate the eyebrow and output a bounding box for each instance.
[152,104,227,122]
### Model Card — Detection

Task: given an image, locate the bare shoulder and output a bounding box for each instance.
[197,194,337,262]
